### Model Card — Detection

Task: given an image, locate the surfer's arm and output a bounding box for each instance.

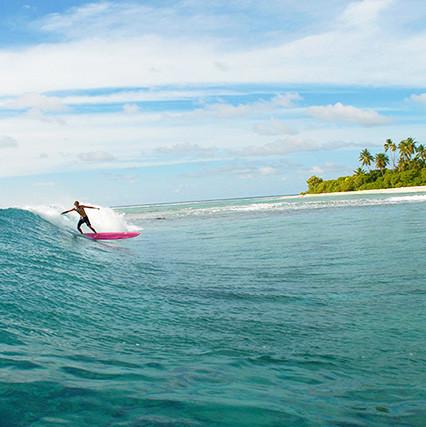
[81,205,99,210]
[61,208,75,215]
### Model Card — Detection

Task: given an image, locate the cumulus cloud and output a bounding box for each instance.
[150,136,356,162]
[240,136,318,156]
[307,162,345,176]
[239,135,359,157]
[214,61,229,72]
[32,181,55,187]
[154,142,218,158]
[0,136,18,149]
[253,119,297,136]
[123,103,140,114]
[339,0,392,29]
[309,165,326,175]
[234,165,281,179]
[38,1,228,41]
[273,93,303,107]
[1,0,425,185]
[0,0,423,95]
[54,88,244,106]
[188,163,282,179]
[200,92,302,118]
[78,151,116,162]
[409,93,426,104]
[307,102,389,126]
[151,135,350,162]
[258,166,279,176]
[105,172,138,184]
[6,93,67,113]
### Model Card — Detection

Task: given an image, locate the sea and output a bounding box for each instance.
[1,192,425,426]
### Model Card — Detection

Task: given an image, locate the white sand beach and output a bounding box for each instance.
[301,186,426,198]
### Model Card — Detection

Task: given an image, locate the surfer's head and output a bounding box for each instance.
[74,201,80,207]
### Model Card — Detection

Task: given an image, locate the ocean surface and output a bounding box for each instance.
[1,192,425,426]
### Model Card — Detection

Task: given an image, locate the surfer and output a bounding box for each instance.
[61,201,99,234]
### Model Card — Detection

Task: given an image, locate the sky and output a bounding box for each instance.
[1,0,426,206]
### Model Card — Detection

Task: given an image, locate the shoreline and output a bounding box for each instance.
[301,185,426,198]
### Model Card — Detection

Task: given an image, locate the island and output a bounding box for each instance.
[304,137,426,194]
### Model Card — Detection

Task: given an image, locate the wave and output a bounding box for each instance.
[0,208,73,270]
[121,192,426,221]
[0,205,140,264]
[23,204,140,233]
[387,194,426,203]
[0,206,143,287]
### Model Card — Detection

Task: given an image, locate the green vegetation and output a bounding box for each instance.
[305,137,426,194]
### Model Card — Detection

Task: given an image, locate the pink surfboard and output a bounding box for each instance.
[83,232,140,240]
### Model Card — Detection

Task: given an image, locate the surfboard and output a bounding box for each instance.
[83,232,140,240]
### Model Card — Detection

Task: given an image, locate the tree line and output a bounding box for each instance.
[305,137,426,194]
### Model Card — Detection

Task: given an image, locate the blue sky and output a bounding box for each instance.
[1,0,426,206]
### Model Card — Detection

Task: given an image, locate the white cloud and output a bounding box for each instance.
[307,162,348,176]
[153,142,218,158]
[60,88,241,105]
[199,92,302,118]
[0,136,18,149]
[78,151,116,162]
[105,172,138,184]
[258,166,279,176]
[187,163,283,180]
[0,100,409,179]
[309,165,326,175]
[240,136,318,156]
[253,119,296,136]
[5,93,66,112]
[122,103,140,114]
[307,102,389,126]
[339,0,393,28]
[40,3,117,38]
[214,61,229,72]
[32,181,55,187]
[409,93,426,104]
[0,0,421,96]
[240,135,361,157]
[0,101,424,180]
[38,1,229,41]
[273,93,303,107]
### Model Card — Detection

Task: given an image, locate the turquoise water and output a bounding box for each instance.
[1,193,425,426]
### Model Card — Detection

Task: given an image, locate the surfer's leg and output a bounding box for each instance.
[88,224,97,233]
[77,218,84,234]
[85,217,97,234]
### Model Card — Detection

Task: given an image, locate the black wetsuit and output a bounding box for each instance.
[78,216,92,229]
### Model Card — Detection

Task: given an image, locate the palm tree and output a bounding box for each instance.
[398,139,415,170]
[354,167,365,176]
[390,142,397,168]
[375,153,389,176]
[359,149,374,170]
[415,144,426,166]
[398,140,409,161]
[384,138,397,168]
[384,138,392,152]
[407,137,416,167]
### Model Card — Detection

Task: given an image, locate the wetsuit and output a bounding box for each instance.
[77,216,92,229]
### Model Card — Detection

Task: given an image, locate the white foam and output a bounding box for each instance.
[24,204,141,233]
[387,195,426,203]
[122,194,426,221]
